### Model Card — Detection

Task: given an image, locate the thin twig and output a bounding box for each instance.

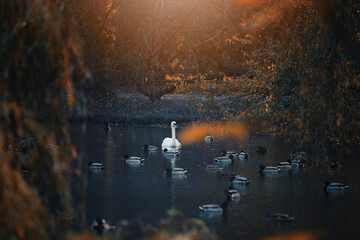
[145,0,203,69]
[94,0,116,39]
[168,25,227,64]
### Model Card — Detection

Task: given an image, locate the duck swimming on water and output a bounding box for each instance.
[231,175,251,185]
[214,154,234,163]
[323,181,349,194]
[258,165,279,176]
[142,144,158,153]
[122,154,144,165]
[88,161,104,169]
[225,189,241,201]
[205,136,214,142]
[163,148,180,156]
[239,150,249,159]
[91,217,115,235]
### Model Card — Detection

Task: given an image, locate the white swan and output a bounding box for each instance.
[161,121,182,149]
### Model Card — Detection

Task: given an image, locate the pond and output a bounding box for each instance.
[70,124,360,240]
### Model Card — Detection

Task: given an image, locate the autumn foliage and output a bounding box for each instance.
[0,0,360,239]
[0,0,85,238]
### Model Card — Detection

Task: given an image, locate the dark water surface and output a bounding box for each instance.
[70,124,360,240]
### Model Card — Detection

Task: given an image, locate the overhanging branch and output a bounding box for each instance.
[145,0,203,69]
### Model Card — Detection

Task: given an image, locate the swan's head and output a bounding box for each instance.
[171,121,177,128]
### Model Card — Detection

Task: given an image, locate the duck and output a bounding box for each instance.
[214,154,234,163]
[226,151,238,158]
[225,189,241,201]
[103,123,111,132]
[161,121,182,149]
[277,161,293,171]
[122,154,144,165]
[323,181,349,194]
[142,144,158,153]
[238,150,248,159]
[265,212,295,223]
[199,204,223,213]
[91,217,115,235]
[220,150,238,158]
[204,136,214,142]
[258,165,279,175]
[288,158,307,168]
[164,167,187,177]
[231,175,251,185]
[163,148,180,156]
[88,161,105,169]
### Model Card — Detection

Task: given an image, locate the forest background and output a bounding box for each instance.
[0,0,359,239]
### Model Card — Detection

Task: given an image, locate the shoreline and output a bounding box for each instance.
[69,93,214,126]
[68,93,273,137]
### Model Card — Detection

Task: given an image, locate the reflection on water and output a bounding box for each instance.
[88,167,104,174]
[70,124,360,240]
[199,211,224,223]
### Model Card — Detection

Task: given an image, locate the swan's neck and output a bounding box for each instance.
[171,126,176,140]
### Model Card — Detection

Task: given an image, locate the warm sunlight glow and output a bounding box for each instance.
[230,0,309,31]
[178,121,248,145]
[260,231,321,240]
[231,0,260,7]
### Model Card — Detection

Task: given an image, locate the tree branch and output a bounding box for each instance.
[167,25,227,64]
[94,0,116,39]
[145,0,203,69]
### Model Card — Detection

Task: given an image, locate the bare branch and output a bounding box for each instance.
[94,0,116,39]
[145,0,203,69]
